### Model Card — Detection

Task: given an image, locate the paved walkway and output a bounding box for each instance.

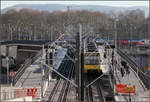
[15,47,67,88]
[15,56,42,87]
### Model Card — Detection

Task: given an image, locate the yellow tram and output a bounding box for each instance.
[84,52,102,73]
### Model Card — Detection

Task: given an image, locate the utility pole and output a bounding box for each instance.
[67,6,70,27]
[81,47,84,101]
[41,44,45,98]
[76,31,80,101]
[51,26,53,41]
[148,2,150,99]
[130,24,133,53]
[114,19,118,50]
[0,41,1,101]
[76,24,84,102]
[113,19,118,96]
[148,1,150,39]
[18,26,21,40]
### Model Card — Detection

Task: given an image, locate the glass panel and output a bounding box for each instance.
[84,53,100,65]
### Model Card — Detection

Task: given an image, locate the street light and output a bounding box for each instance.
[0,41,2,88]
[114,18,119,50]
[130,24,133,53]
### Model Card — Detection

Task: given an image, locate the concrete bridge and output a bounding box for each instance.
[0,40,49,64]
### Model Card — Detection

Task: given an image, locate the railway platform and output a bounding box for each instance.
[114,53,150,102]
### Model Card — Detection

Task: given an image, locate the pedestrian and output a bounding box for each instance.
[114,59,117,65]
[104,52,107,58]
[124,64,130,75]
[112,50,114,66]
[120,67,124,77]
[121,60,127,67]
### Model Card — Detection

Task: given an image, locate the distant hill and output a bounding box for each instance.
[1,4,149,17]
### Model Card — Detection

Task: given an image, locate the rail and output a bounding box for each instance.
[13,50,42,86]
[47,52,75,102]
[117,49,150,89]
[97,80,106,102]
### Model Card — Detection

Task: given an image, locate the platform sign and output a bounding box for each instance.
[16,88,39,98]
[27,88,38,98]
[116,84,135,94]
[16,88,27,97]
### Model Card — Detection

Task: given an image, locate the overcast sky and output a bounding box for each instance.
[1,1,149,9]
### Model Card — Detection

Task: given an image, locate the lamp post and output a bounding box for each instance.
[113,18,118,96]
[0,41,2,88]
[114,18,119,51]
[130,24,133,54]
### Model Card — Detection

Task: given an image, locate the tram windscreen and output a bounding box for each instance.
[85,54,100,65]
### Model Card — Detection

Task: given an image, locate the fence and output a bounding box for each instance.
[1,86,41,101]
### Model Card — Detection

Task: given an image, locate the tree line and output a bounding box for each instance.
[0,8,149,41]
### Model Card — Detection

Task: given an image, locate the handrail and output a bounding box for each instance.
[13,50,42,86]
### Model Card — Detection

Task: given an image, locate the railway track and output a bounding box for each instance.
[96,80,106,102]
[57,56,75,102]
[85,74,115,102]
[48,57,68,102]
[48,52,75,102]
[85,75,93,102]
[85,74,106,102]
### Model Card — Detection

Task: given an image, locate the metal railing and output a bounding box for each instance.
[13,51,42,86]
[117,49,150,89]
[1,40,50,45]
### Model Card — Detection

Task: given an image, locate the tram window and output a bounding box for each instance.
[95,56,99,65]
[85,57,90,65]
[85,54,100,65]
[90,56,94,65]
[90,55,99,65]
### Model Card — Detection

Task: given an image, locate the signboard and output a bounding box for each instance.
[16,88,26,97]
[116,84,135,94]
[16,88,39,98]
[27,88,38,98]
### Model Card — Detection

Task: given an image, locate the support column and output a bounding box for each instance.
[75,32,80,101]
[81,48,84,101]
[0,42,1,101]
[41,45,45,98]
[76,24,84,102]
